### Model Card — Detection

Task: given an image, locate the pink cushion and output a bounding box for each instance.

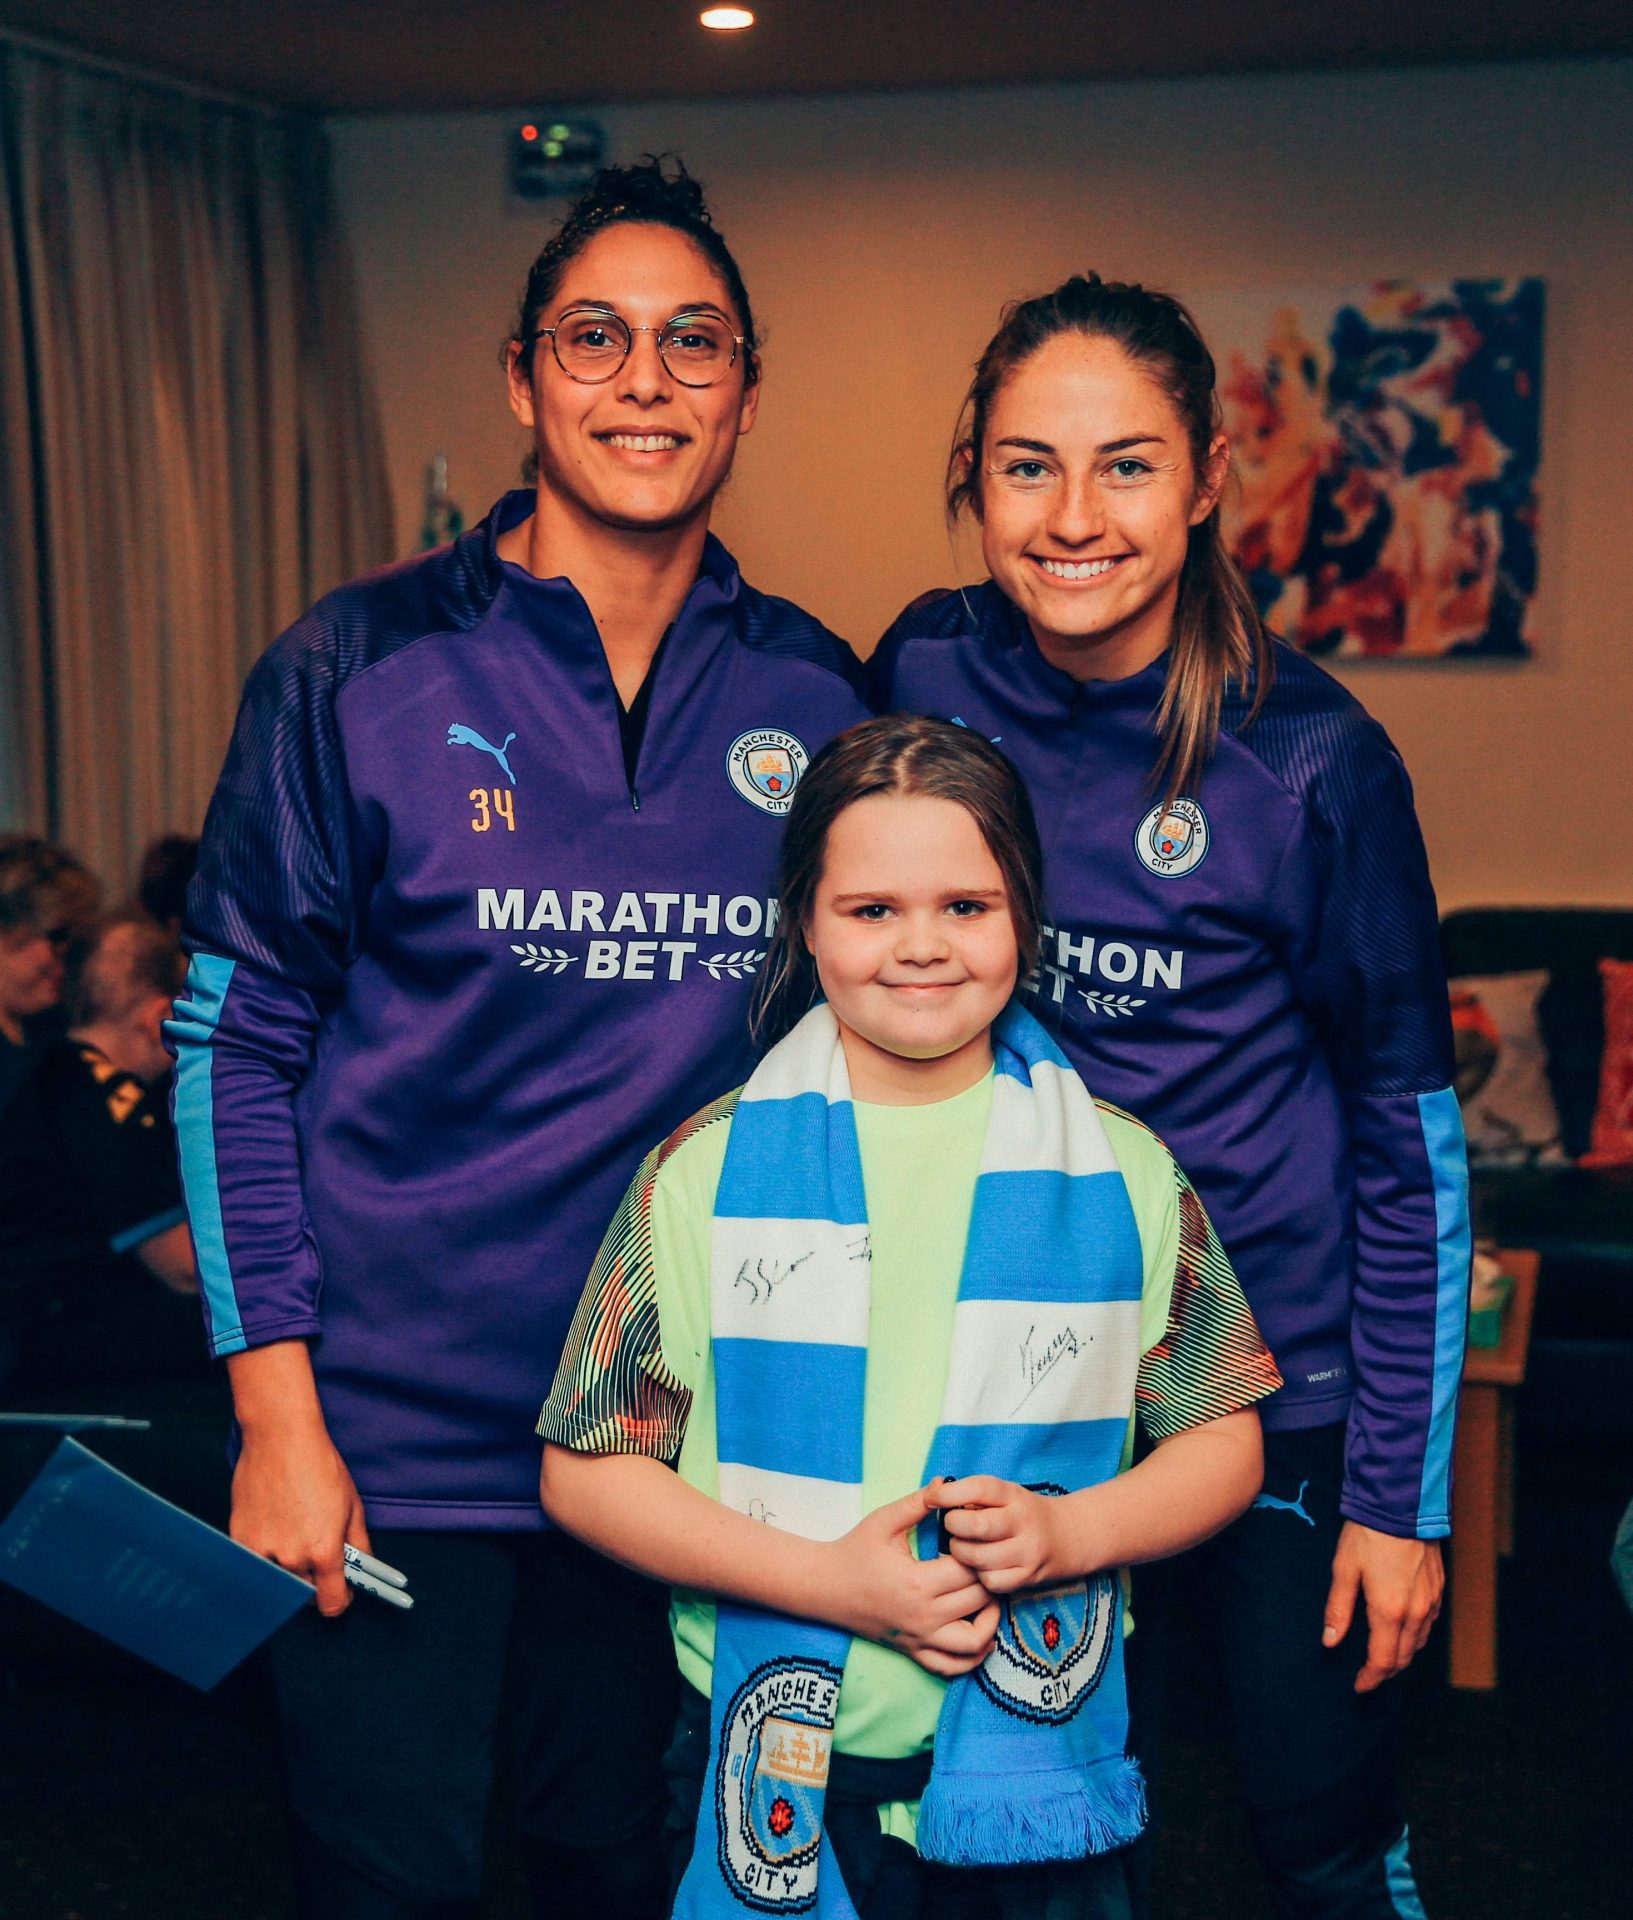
[1582,958,1633,1168]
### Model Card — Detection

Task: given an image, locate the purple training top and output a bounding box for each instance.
[168,492,868,1530]
[874,584,1471,1541]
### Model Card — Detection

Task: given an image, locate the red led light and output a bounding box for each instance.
[521,123,539,143]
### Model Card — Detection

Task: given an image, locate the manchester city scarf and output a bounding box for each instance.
[672,1001,1147,1918]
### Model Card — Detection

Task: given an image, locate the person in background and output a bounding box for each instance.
[873,275,1470,1918]
[136,832,201,943]
[0,835,98,1116]
[0,916,197,1394]
[169,155,868,1920]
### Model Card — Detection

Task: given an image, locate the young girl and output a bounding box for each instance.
[538,715,1280,1919]
[872,278,1472,1916]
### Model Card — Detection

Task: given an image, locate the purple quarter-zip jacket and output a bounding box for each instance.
[875,584,1471,1541]
[168,492,867,1529]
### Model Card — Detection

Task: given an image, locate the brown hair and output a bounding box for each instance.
[67,916,186,1029]
[0,834,98,939]
[137,833,200,932]
[752,716,1044,1044]
[948,273,1273,803]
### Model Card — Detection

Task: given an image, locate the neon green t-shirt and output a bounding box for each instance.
[541,1069,1280,1818]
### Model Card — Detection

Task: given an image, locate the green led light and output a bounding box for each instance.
[544,141,563,158]
[548,122,571,141]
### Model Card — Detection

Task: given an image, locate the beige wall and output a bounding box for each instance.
[331,59,1633,912]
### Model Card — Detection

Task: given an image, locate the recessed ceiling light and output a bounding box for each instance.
[700,7,756,29]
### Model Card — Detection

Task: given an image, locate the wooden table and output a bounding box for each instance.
[1448,1248,1538,1690]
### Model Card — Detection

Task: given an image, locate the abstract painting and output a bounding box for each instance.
[1203,279,1543,659]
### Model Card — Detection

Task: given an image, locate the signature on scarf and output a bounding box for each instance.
[1015,1322,1083,1411]
[734,1250,815,1305]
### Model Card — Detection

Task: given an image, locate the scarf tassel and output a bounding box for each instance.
[916,1754,1147,1868]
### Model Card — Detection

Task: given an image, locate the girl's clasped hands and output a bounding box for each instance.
[827,1474,1068,1678]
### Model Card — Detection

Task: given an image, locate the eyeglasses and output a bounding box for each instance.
[530,308,745,387]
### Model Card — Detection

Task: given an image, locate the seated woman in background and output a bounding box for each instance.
[0,834,98,1115]
[0,916,199,1397]
[872,275,1470,1918]
[540,715,1280,1920]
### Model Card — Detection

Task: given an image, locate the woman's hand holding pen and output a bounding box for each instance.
[225,1339,372,1618]
[823,1485,1000,1677]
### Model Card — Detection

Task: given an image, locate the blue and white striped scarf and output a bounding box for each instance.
[673,1001,1147,1918]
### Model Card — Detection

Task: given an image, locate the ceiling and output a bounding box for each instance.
[1,0,1629,113]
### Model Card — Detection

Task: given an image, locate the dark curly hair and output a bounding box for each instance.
[506,154,760,388]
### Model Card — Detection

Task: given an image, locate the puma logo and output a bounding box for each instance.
[447,723,517,786]
[1251,1479,1314,1526]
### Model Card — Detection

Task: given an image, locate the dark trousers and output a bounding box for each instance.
[268,1528,679,1920]
[662,1683,1133,1920]
[1130,1424,1424,1919]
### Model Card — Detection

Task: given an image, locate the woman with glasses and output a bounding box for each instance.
[170,157,867,1920]
[873,276,1468,1918]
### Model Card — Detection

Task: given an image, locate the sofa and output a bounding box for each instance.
[1441,907,1633,1441]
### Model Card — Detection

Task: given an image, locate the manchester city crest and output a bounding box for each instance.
[727,729,810,816]
[716,1657,842,1911]
[977,1570,1118,1724]
[1134,798,1210,878]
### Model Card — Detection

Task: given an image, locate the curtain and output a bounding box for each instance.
[0,46,393,889]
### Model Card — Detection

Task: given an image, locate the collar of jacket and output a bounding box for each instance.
[453,487,742,623]
[967,578,1171,717]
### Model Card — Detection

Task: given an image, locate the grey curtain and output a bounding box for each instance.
[0,46,393,888]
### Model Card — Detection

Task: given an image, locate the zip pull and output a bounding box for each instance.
[630,786,641,813]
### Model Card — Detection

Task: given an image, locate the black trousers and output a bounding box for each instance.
[662,1682,1133,1920]
[267,1528,679,1920]
[1129,1424,1425,1919]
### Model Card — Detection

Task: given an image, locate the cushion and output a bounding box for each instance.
[1451,969,1566,1168]
[1582,958,1633,1168]
[1440,908,1633,1157]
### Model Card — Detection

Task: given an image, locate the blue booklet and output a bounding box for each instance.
[0,1436,311,1690]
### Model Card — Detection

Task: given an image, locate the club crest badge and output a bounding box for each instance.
[728,729,809,816]
[716,1657,842,1911]
[1135,798,1209,878]
[977,1569,1118,1724]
